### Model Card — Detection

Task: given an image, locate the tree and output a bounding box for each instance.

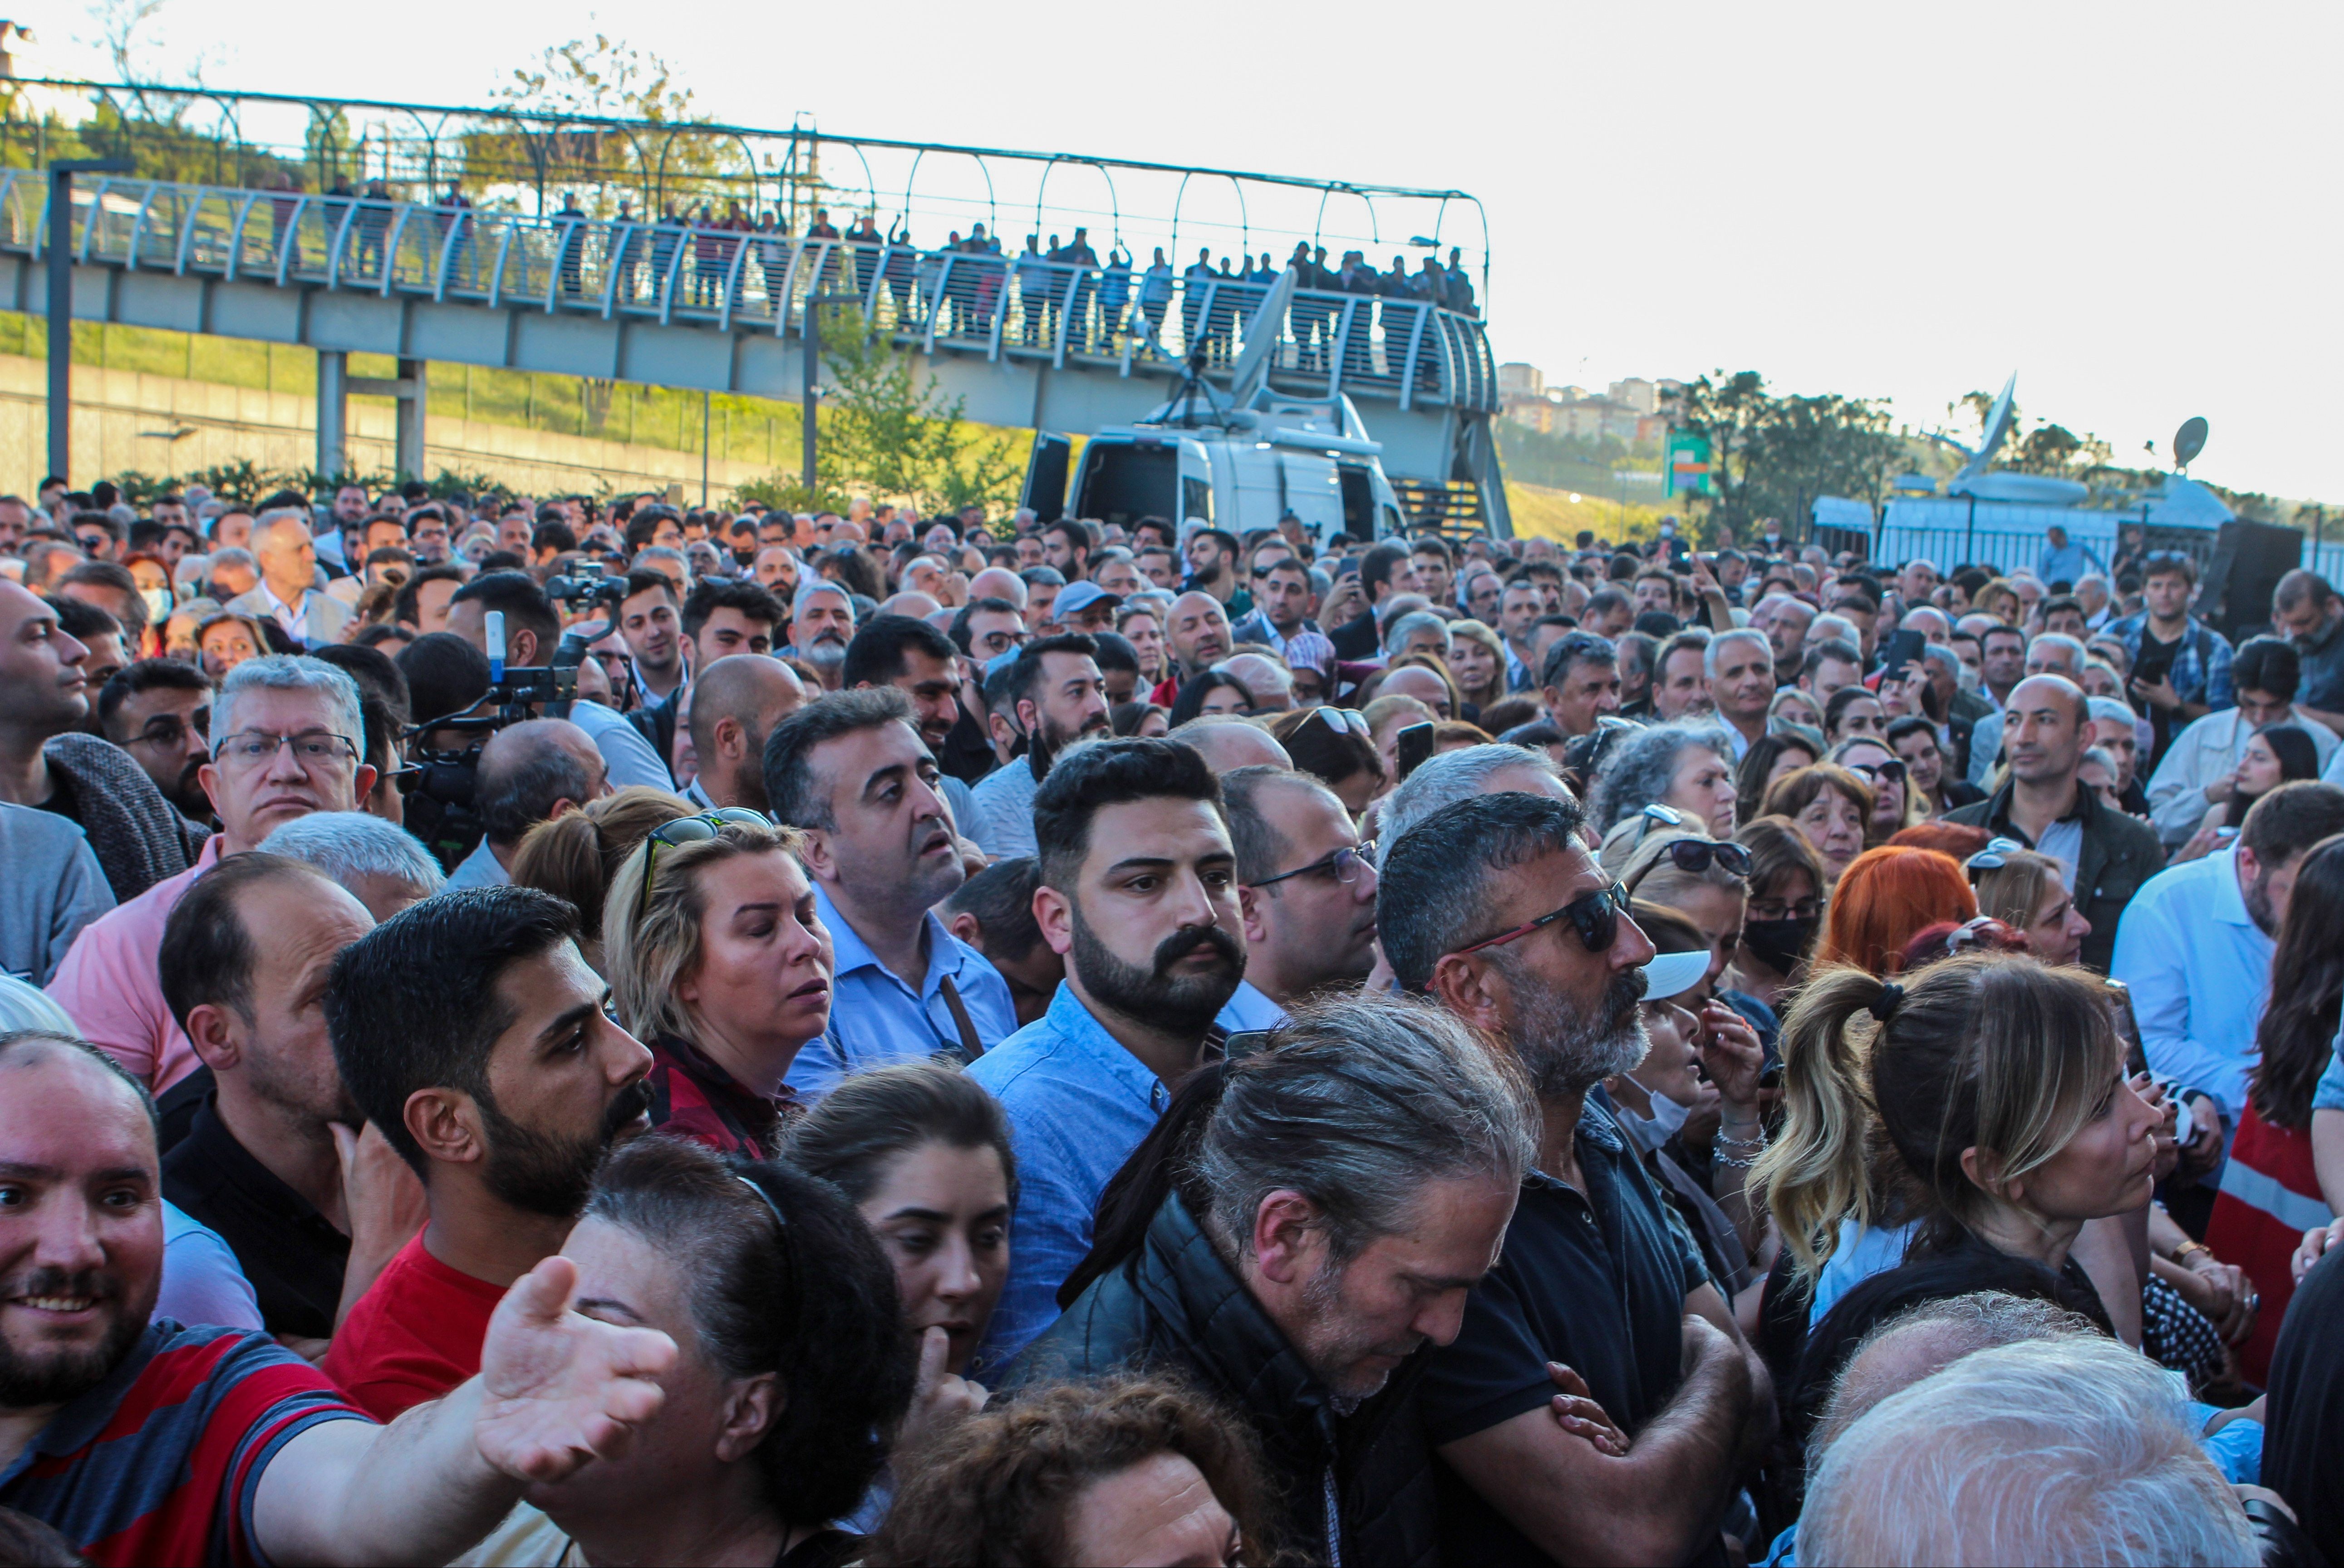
[742,304,1020,517]
[1666,371,1903,540]
[477,33,740,216]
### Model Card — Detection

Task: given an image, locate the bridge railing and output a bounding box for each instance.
[0,171,1499,414]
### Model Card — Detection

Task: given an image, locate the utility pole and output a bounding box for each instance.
[45,158,133,484]
[801,289,854,503]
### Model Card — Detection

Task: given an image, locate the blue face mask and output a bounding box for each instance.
[1614,1085,1691,1153]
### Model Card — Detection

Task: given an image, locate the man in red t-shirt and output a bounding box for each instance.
[323,885,658,1419]
[0,1032,676,1566]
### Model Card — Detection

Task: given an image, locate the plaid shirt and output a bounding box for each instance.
[2103,612,2235,711]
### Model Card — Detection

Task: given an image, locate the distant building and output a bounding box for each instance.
[1499,363,1673,443]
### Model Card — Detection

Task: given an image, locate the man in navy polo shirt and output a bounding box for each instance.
[1382,791,1769,1565]
[0,1030,674,1567]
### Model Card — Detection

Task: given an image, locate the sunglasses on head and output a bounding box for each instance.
[1451,880,1632,958]
[1311,706,1370,740]
[637,807,771,919]
[1626,837,1753,894]
[1965,836,2028,874]
[1843,757,1908,786]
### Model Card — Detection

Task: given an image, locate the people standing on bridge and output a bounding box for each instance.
[1016,237,1053,348]
[1097,244,1131,348]
[1179,247,1214,357]
[649,201,686,304]
[1061,228,1100,350]
[555,192,588,300]
[1339,250,1381,382]
[436,183,474,289]
[1445,244,1476,315]
[1137,246,1174,353]
[885,220,921,329]
[847,210,882,297]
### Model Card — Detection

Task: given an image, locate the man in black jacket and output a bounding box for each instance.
[1329,541,1422,661]
[1007,994,1533,1567]
[1947,674,2165,972]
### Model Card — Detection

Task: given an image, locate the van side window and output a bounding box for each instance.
[1182,476,1213,524]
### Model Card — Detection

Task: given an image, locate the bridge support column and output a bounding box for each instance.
[347,357,427,480]
[316,350,347,478]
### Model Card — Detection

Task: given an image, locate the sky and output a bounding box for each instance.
[32,0,2344,502]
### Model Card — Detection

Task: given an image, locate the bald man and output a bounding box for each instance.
[1946,673,2163,970]
[968,566,1028,610]
[1168,715,1290,774]
[686,655,806,812]
[1158,591,1233,701]
[226,513,353,647]
[442,718,611,891]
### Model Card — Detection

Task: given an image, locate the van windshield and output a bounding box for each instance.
[1076,444,1177,529]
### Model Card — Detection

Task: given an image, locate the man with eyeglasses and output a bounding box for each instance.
[1215,767,1379,1033]
[50,656,377,1094]
[1380,790,1768,1565]
[97,659,215,823]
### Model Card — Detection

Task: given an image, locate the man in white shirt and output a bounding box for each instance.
[2145,637,2339,847]
[2112,781,2344,1122]
[1215,767,1379,1034]
[227,512,352,649]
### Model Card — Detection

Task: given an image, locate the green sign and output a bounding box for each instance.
[1664,432,1711,499]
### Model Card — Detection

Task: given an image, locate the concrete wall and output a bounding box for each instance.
[0,353,775,499]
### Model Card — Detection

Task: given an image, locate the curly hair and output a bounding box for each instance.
[862,1375,1290,1566]
[1589,718,1738,836]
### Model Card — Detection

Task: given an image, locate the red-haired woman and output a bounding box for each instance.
[1813,845,1978,976]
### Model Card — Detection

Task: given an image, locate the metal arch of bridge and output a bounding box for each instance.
[0,170,1502,499]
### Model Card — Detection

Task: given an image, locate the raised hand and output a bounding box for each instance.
[1695,1002,1765,1116]
[474,1255,677,1484]
[898,1324,990,1452]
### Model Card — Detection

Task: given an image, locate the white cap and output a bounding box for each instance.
[1640,949,1710,1004]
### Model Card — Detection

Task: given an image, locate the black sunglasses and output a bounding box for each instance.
[1843,757,1909,787]
[636,807,771,919]
[1452,880,1632,958]
[1625,838,1753,894]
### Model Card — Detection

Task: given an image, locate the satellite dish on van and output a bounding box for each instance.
[1956,374,2018,481]
[2173,416,2208,471]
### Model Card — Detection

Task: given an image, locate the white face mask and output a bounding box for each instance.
[1614,1083,1691,1153]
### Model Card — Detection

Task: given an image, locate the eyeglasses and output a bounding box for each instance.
[636,807,772,919]
[1747,894,1823,921]
[1625,838,1753,894]
[212,730,358,769]
[1310,706,1370,741]
[1842,758,1908,786]
[1252,841,1377,888]
[1451,880,1632,958]
[1965,836,2028,874]
[130,709,209,749]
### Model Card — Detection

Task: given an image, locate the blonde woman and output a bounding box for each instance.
[1968,844,2092,968]
[1444,618,1509,713]
[603,809,835,1157]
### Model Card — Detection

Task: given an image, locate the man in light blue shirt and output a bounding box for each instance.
[967,633,1111,860]
[2113,784,2344,1120]
[763,686,1017,1099]
[967,737,1243,1374]
[1213,766,1380,1036]
[2034,525,2104,590]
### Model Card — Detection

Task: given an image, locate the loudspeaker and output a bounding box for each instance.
[2201,520,2302,642]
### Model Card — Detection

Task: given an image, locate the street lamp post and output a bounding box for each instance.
[46,158,134,484]
[801,289,855,501]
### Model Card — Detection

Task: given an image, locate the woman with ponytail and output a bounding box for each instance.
[1752,954,2161,1485]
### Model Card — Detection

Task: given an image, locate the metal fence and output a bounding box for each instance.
[0,169,1498,413]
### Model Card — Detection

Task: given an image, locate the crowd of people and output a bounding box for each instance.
[3,467,2344,1566]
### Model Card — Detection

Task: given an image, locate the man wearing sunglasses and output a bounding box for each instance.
[1380,791,1768,1565]
[1217,767,1379,1033]
[51,656,376,1097]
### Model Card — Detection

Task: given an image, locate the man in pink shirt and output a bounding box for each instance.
[49,656,376,1090]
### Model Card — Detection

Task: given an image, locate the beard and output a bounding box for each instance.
[1497,959,1651,1097]
[1296,1254,1425,1409]
[2245,867,2281,937]
[1068,903,1243,1039]
[802,634,848,676]
[0,1264,153,1407]
[478,1078,654,1219]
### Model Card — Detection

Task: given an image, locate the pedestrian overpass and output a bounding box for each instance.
[0,145,1507,527]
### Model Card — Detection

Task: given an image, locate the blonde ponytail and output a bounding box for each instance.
[1752,964,1894,1279]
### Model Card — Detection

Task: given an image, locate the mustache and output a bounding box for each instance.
[1153,923,1243,977]
[601,1078,655,1141]
[2,1266,123,1303]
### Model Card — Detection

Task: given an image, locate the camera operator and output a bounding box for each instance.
[442,571,669,793]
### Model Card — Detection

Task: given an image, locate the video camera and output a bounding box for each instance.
[401,608,585,870]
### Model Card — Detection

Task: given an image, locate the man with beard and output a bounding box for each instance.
[1216,766,1380,1032]
[321,886,656,1419]
[967,632,1111,860]
[157,854,387,1349]
[1005,996,1533,1564]
[967,738,1244,1371]
[789,580,858,692]
[2115,781,2344,1126]
[0,1031,678,1567]
[1381,791,1769,1565]
[762,687,1015,1098]
[845,613,981,829]
[96,660,213,823]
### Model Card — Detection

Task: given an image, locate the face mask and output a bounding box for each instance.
[142,587,175,621]
[1614,1085,1691,1154]
[1742,915,1818,976]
